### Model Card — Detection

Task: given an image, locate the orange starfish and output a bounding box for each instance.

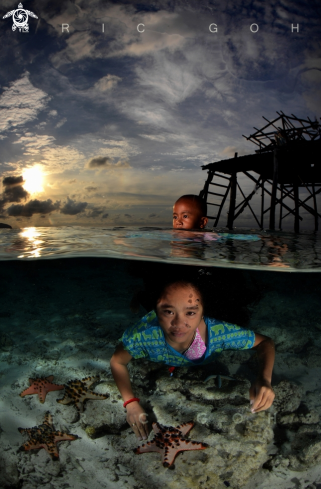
[20,376,64,403]
[134,421,208,468]
[18,412,78,460]
[57,376,108,413]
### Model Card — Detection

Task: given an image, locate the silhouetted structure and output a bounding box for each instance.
[200,112,321,232]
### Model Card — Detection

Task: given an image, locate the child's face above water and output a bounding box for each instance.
[156,285,204,346]
[173,198,207,229]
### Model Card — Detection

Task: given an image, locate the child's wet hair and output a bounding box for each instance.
[154,279,205,310]
[176,194,207,216]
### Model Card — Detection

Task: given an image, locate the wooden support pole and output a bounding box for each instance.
[261,180,265,228]
[227,153,237,230]
[269,148,279,230]
[312,183,318,232]
[279,183,283,230]
[293,178,300,233]
[200,171,213,202]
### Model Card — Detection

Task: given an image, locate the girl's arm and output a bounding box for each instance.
[249,333,275,412]
[110,343,149,439]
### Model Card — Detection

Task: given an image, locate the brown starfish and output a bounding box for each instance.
[57,376,108,413]
[134,421,208,467]
[18,412,78,460]
[20,376,64,403]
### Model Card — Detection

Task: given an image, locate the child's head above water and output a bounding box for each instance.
[173,194,208,229]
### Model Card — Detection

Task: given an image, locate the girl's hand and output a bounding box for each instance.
[249,379,275,413]
[126,402,149,440]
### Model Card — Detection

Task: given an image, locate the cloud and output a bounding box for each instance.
[86,156,113,168]
[85,156,131,169]
[102,213,109,219]
[12,134,86,173]
[3,175,24,186]
[0,175,29,212]
[0,72,50,134]
[85,186,98,192]
[55,117,67,128]
[3,184,29,203]
[93,75,122,92]
[6,199,60,217]
[60,197,87,215]
[84,206,105,218]
[220,146,252,158]
[124,214,132,218]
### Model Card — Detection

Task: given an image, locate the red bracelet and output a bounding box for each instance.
[123,397,140,408]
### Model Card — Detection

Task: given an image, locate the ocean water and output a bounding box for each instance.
[0,226,321,489]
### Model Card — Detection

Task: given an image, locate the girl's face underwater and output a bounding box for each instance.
[156,284,204,349]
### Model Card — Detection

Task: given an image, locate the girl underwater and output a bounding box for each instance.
[110,279,275,440]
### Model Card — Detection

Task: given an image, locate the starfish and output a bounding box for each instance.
[57,376,108,413]
[134,421,208,468]
[20,376,64,403]
[18,412,78,460]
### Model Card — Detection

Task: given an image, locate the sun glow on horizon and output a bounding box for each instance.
[22,166,44,194]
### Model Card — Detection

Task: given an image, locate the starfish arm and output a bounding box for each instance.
[152,422,163,434]
[82,392,108,400]
[134,442,163,455]
[57,396,75,405]
[48,383,64,391]
[3,10,14,19]
[162,440,207,467]
[43,412,53,426]
[43,442,59,459]
[19,441,44,452]
[20,385,39,397]
[176,440,208,451]
[177,422,194,436]
[82,376,99,388]
[74,401,84,412]
[18,427,34,436]
[54,433,78,442]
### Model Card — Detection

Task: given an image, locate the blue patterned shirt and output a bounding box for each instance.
[120,310,255,366]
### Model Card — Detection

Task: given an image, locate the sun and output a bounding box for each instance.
[22,166,44,194]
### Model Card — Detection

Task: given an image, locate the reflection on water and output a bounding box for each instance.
[0,226,321,271]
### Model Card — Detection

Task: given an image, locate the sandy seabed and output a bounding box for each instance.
[0,258,321,489]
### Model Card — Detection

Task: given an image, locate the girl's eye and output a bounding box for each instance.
[183,214,188,218]
[187,312,196,316]
[173,216,177,219]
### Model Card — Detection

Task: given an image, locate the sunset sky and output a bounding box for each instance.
[0,0,320,229]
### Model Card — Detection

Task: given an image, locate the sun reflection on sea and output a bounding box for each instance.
[16,227,44,258]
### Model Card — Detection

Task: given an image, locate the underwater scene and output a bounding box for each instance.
[0,227,321,489]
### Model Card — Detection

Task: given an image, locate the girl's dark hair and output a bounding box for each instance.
[153,279,205,310]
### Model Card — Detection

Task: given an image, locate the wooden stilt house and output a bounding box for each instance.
[199,112,321,232]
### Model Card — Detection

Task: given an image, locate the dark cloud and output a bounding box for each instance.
[102,213,109,218]
[60,197,87,215]
[85,206,104,218]
[85,157,131,170]
[6,199,61,217]
[124,214,132,218]
[85,186,98,192]
[148,213,157,218]
[0,175,29,213]
[3,176,24,186]
[4,185,29,203]
[86,156,113,168]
